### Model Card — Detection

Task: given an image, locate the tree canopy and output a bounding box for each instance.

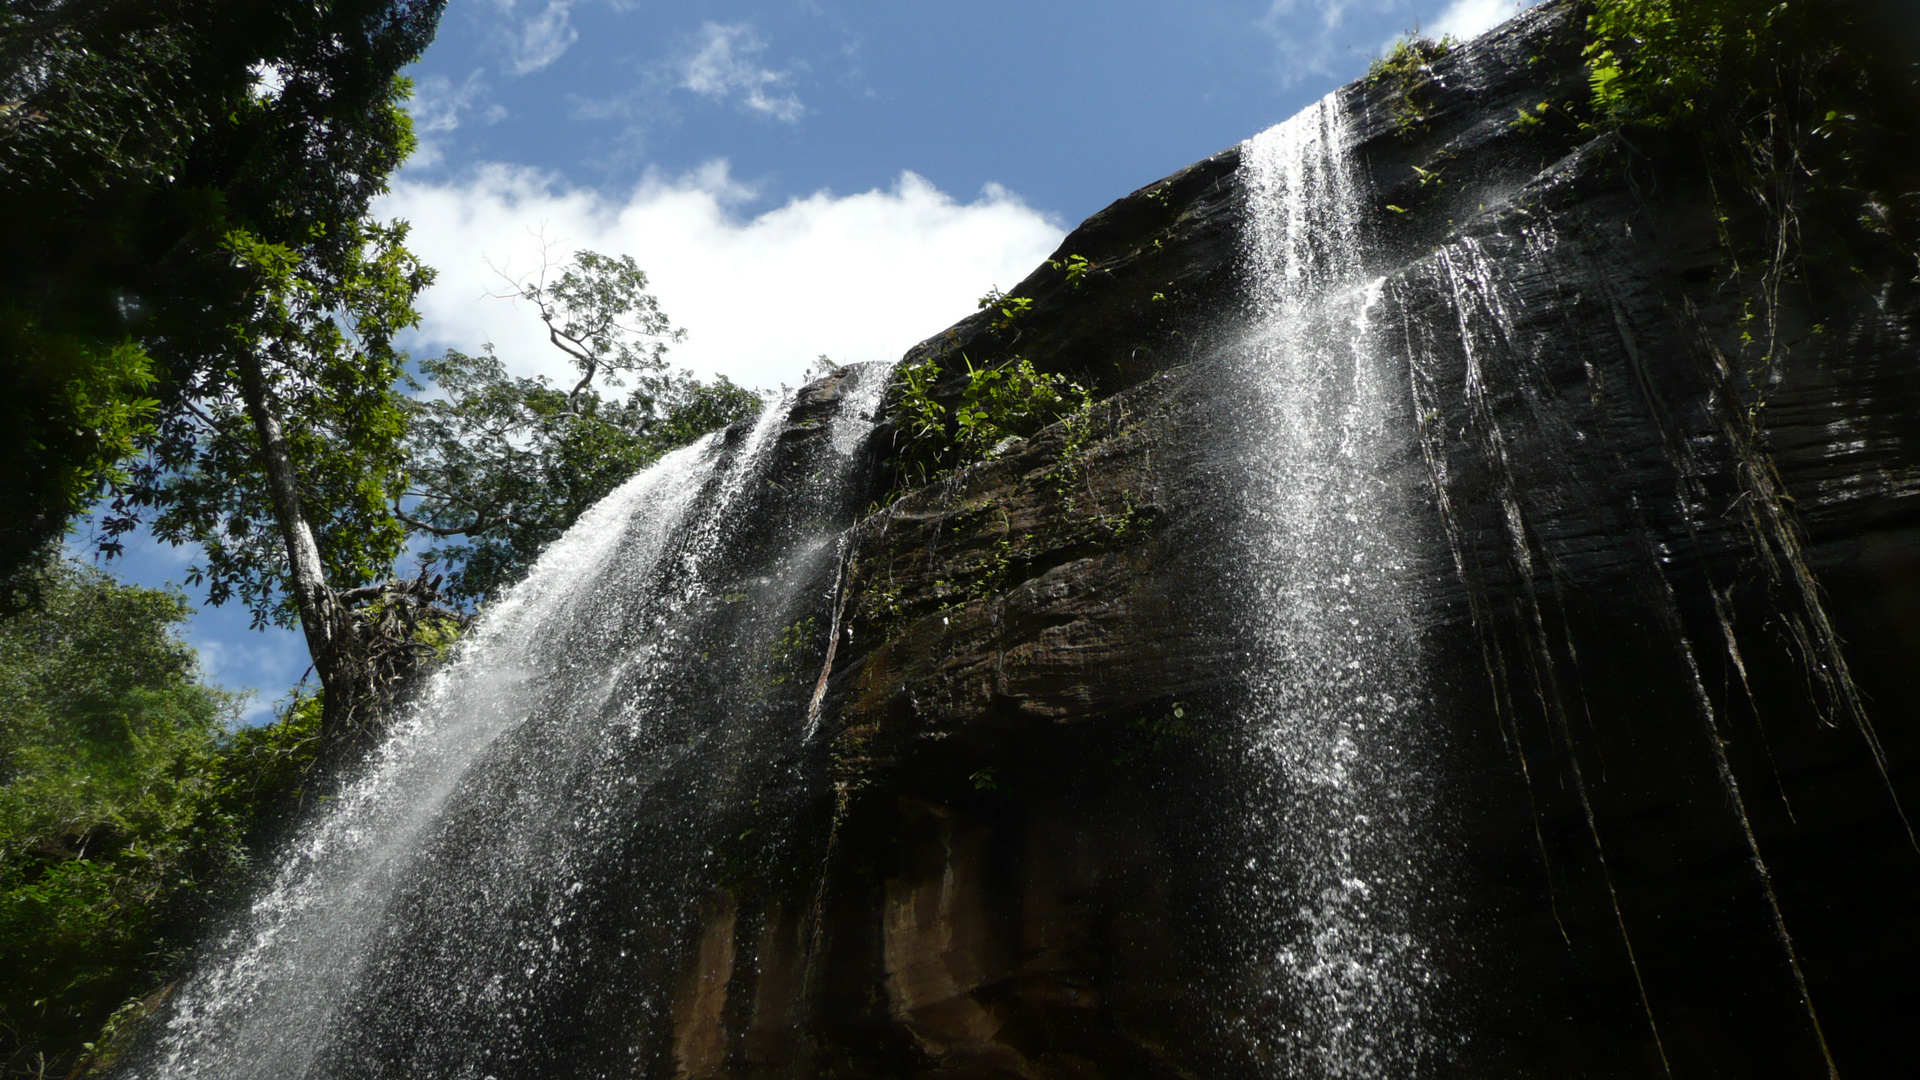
[0,557,324,1079]
[1,0,446,586]
[402,251,764,603]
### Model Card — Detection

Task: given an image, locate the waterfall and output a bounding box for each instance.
[1223,95,1445,1075]
[87,10,1917,1070]
[125,364,894,1080]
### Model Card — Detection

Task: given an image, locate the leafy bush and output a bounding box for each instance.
[887,354,1088,494]
[1584,0,1920,373]
[1586,0,1820,126]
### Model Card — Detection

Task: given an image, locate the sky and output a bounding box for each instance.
[105,0,1539,720]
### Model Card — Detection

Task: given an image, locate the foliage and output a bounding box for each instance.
[761,616,819,688]
[402,250,762,604]
[0,323,159,588]
[1367,35,1455,135]
[1,0,449,588]
[1584,0,1920,383]
[0,557,328,1079]
[975,287,1035,332]
[121,222,432,629]
[1111,702,1204,767]
[1586,0,1800,128]
[1048,253,1096,290]
[888,353,1088,494]
[507,250,683,401]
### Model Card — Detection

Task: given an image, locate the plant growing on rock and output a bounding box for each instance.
[1368,34,1455,135]
[976,287,1036,332]
[886,354,1088,495]
[1585,0,1920,392]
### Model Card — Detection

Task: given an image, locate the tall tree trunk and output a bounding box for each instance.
[234,349,357,728]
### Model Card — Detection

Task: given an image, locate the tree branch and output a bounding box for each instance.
[392,502,502,538]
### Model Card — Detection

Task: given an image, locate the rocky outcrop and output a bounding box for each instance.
[658,3,1920,1077]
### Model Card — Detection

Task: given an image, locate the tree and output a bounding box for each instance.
[0,557,239,1078]
[0,555,349,1077]
[3,0,455,739]
[401,251,764,603]
[0,0,447,583]
[124,220,436,741]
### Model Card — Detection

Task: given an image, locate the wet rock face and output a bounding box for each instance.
[804,375,1252,1078]
[661,2,1920,1076]
[667,373,1254,1079]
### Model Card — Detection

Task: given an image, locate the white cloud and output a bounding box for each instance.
[1427,0,1536,42]
[409,70,496,134]
[508,0,579,75]
[1261,0,1538,81]
[1260,0,1400,83]
[378,163,1064,393]
[189,628,304,724]
[677,22,806,123]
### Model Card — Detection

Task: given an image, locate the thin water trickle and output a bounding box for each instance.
[1229,95,1441,1076]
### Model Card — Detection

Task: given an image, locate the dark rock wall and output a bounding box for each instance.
[657,3,1920,1076]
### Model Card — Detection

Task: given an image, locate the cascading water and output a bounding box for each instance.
[1222,95,1446,1075]
[84,10,1919,1072]
[123,363,894,1080]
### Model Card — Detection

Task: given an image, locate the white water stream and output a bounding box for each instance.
[129,367,891,1079]
[1229,95,1442,1076]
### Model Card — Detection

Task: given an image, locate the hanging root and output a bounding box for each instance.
[320,567,473,748]
[1685,300,1918,852]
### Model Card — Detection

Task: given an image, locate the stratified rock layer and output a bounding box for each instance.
[659,3,1920,1077]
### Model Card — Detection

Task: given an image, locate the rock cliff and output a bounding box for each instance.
[658,3,1920,1076]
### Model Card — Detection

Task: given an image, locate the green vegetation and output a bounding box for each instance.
[0,7,771,1066]
[975,287,1036,332]
[0,558,326,1079]
[128,221,432,627]
[762,616,819,689]
[1368,34,1455,135]
[1049,253,1097,289]
[1112,702,1201,767]
[1582,0,1918,767]
[1,0,442,577]
[1584,0,1920,391]
[1586,0,1811,128]
[3,0,450,742]
[0,327,158,593]
[401,251,762,604]
[4,0,755,737]
[888,353,1088,493]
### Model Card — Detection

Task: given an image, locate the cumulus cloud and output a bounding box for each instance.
[189,627,305,723]
[676,22,806,122]
[1427,0,1536,42]
[1260,0,1401,82]
[508,0,579,75]
[378,163,1064,392]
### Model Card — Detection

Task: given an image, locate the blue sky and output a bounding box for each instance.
[105,0,1538,720]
